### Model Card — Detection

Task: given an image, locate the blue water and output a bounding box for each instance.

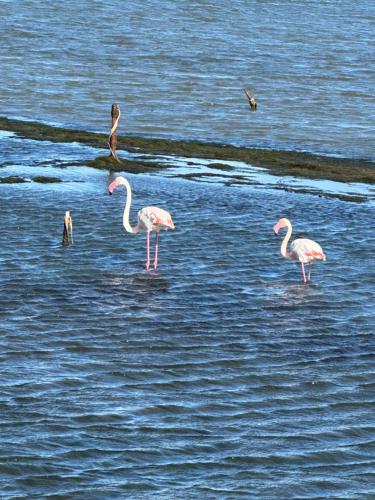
[0,133,374,498]
[1,1,375,498]
[1,0,374,158]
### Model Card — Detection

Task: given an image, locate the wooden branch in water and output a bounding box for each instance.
[62,211,73,246]
[108,104,121,161]
[244,89,257,109]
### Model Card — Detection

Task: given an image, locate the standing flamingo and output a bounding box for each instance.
[108,176,175,271]
[273,218,326,283]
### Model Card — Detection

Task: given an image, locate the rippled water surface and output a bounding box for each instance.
[0,134,374,498]
[1,1,375,497]
[1,0,374,158]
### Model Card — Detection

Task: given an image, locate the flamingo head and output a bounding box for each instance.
[273,217,291,235]
[108,176,126,195]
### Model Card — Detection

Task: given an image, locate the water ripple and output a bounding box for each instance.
[0,151,374,497]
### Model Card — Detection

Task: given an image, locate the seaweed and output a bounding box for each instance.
[32,176,62,183]
[207,163,235,171]
[0,176,26,183]
[1,116,374,184]
[85,156,170,173]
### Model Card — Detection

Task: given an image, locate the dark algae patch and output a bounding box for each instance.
[0,176,25,184]
[86,156,170,174]
[273,184,368,203]
[207,162,235,171]
[32,176,62,183]
[1,116,374,184]
[0,175,62,184]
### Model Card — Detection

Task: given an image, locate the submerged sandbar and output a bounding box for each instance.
[1,117,374,184]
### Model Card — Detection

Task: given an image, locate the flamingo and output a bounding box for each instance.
[273,218,326,283]
[108,176,175,271]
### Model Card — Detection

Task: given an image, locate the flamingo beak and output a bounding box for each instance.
[273,220,283,235]
[108,179,118,195]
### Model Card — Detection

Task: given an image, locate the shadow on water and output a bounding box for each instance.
[103,270,169,294]
[0,269,171,323]
[263,279,325,309]
[96,270,170,311]
[81,271,169,321]
[104,271,168,293]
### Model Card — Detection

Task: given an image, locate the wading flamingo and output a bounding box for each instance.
[273,218,326,283]
[108,176,175,271]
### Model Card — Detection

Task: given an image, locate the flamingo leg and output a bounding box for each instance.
[154,232,159,271]
[146,231,151,271]
[307,263,312,282]
[301,262,307,283]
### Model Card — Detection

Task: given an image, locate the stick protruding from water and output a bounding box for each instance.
[62,211,73,246]
[108,103,121,161]
[244,89,257,109]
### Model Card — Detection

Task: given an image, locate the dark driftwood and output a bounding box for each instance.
[62,211,73,246]
[109,104,121,160]
[244,89,257,109]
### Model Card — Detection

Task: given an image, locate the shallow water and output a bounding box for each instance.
[1,0,375,496]
[0,136,374,498]
[1,0,374,158]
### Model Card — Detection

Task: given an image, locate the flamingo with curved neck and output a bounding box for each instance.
[273,217,326,283]
[108,176,175,271]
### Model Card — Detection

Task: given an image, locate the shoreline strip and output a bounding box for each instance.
[1,116,374,185]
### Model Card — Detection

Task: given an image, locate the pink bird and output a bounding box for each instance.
[108,176,175,271]
[273,217,326,283]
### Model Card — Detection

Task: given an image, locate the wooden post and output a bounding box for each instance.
[244,89,257,109]
[108,103,121,161]
[62,211,73,246]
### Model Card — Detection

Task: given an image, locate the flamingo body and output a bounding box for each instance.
[289,238,326,264]
[136,206,175,232]
[273,218,326,283]
[108,176,175,271]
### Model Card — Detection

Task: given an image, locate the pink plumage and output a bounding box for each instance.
[108,176,175,271]
[273,218,326,283]
[290,238,326,263]
[137,206,175,232]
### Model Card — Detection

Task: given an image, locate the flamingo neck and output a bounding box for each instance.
[121,178,140,234]
[280,221,292,258]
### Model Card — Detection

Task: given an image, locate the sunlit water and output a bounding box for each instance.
[0,135,374,498]
[1,0,374,159]
[1,0,375,496]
